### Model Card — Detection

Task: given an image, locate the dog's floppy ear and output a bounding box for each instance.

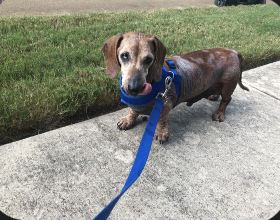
[148,36,166,82]
[102,33,123,79]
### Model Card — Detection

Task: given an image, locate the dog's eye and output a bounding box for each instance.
[121,52,129,62]
[143,56,153,65]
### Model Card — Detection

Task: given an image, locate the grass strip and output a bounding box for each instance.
[0,4,280,140]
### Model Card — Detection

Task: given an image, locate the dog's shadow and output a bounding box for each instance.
[131,96,252,145]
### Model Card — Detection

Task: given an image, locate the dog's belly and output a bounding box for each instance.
[185,86,220,105]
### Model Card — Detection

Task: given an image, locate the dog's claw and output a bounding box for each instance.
[117,121,124,130]
[117,117,136,131]
[155,135,169,144]
[155,126,170,144]
[159,138,168,144]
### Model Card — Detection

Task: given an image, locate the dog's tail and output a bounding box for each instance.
[237,52,249,91]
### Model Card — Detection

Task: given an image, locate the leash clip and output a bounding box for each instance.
[156,74,174,105]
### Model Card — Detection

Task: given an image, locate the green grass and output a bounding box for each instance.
[0,4,280,140]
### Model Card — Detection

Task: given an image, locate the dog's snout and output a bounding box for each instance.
[128,82,142,95]
[127,75,144,96]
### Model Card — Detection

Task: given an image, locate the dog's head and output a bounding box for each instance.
[102,32,166,96]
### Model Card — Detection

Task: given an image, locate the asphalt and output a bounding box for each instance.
[0,0,276,17]
[0,0,215,17]
[1,60,280,219]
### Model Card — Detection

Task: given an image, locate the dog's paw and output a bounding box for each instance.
[117,117,135,130]
[155,125,170,144]
[212,110,225,122]
[208,94,220,101]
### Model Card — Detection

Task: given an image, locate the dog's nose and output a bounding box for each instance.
[128,82,142,96]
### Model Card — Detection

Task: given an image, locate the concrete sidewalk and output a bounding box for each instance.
[1,61,280,220]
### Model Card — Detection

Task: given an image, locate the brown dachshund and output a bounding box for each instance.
[102,32,249,143]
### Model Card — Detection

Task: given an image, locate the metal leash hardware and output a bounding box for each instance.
[156,71,174,105]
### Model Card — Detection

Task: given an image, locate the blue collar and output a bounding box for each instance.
[120,60,182,107]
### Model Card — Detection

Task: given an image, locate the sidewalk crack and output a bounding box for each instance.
[243,80,280,102]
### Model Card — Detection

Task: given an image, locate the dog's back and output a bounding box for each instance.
[166,48,249,105]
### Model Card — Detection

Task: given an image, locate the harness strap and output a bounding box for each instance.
[164,59,181,98]
[120,74,166,107]
[93,98,165,220]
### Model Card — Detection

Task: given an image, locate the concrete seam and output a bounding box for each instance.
[242,80,280,102]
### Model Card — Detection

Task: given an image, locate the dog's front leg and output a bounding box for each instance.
[155,102,173,144]
[117,108,139,130]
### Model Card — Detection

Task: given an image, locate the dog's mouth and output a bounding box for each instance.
[138,83,152,96]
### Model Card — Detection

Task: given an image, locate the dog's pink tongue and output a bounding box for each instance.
[138,83,152,96]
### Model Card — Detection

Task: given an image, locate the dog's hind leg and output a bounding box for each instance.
[212,82,237,122]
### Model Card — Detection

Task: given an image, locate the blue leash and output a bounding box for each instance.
[93,60,181,220]
[93,98,164,220]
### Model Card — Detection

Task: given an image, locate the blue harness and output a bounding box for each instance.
[93,60,181,220]
[120,60,181,106]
